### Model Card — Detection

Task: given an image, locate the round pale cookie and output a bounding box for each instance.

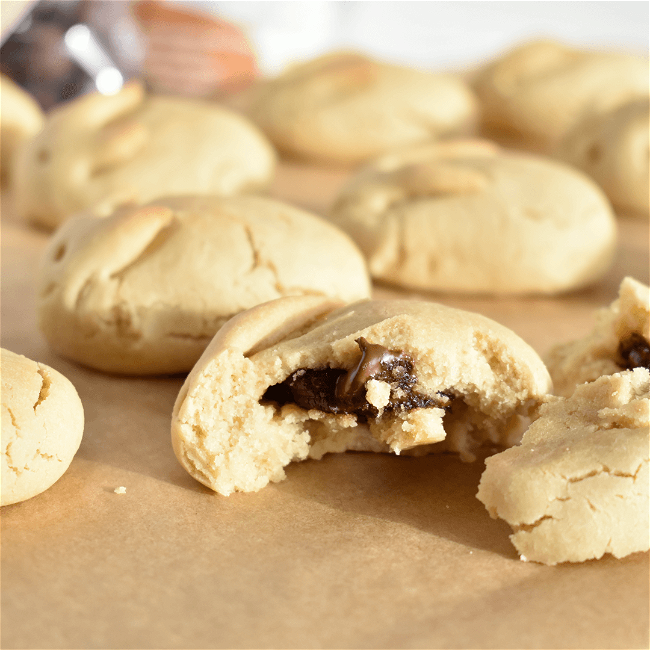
[474,40,649,152]
[477,368,649,565]
[37,195,371,375]
[171,296,552,495]
[546,277,650,397]
[13,81,276,229]
[1,348,84,506]
[0,74,44,185]
[329,139,617,295]
[247,51,478,166]
[556,98,650,217]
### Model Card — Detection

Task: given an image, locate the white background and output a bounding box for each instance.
[194,0,649,74]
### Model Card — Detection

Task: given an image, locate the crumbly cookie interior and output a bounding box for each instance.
[177,335,540,495]
[546,276,650,396]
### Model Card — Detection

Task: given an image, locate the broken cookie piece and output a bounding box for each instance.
[477,368,649,565]
[171,296,552,495]
[1,348,84,506]
[37,195,371,375]
[546,276,650,396]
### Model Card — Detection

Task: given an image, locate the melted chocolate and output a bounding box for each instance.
[262,337,451,419]
[618,332,650,370]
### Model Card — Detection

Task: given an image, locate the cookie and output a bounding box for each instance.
[329,139,617,295]
[474,40,649,152]
[247,51,478,166]
[13,81,276,229]
[37,195,371,375]
[477,368,649,565]
[0,74,44,185]
[556,98,650,217]
[1,348,84,506]
[171,296,552,495]
[546,277,650,397]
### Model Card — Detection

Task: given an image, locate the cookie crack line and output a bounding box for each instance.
[242,223,285,294]
[108,217,182,285]
[5,405,21,434]
[73,276,94,311]
[511,461,648,528]
[5,446,63,477]
[563,461,646,484]
[34,448,61,464]
[95,301,143,340]
[243,224,261,275]
[33,366,52,411]
[512,514,555,533]
[3,441,23,476]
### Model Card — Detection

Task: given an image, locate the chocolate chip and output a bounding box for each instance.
[618,332,650,370]
[273,367,348,414]
[262,338,452,419]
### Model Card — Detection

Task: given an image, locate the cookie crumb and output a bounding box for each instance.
[520,555,528,562]
[114,486,127,494]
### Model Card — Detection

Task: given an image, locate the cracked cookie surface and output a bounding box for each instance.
[546,277,650,396]
[37,195,371,375]
[13,81,276,229]
[556,98,650,217]
[1,348,84,506]
[247,51,478,165]
[329,139,617,295]
[171,296,551,495]
[474,39,649,152]
[477,368,650,565]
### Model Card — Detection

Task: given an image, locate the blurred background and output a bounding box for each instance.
[1,0,648,110]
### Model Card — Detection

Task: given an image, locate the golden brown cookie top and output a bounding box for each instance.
[330,141,617,295]
[556,97,650,216]
[37,195,371,375]
[1,348,84,506]
[14,82,277,229]
[247,51,478,165]
[474,39,649,151]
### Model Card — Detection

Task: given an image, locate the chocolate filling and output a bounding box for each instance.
[262,337,452,420]
[618,332,650,370]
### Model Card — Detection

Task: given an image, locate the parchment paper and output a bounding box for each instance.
[1,163,649,649]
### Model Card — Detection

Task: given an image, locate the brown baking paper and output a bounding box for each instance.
[1,164,648,649]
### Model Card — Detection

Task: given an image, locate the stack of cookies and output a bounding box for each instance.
[2,39,648,568]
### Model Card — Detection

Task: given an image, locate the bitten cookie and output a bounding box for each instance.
[546,277,650,397]
[556,98,650,217]
[13,81,276,229]
[0,74,44,185]
[329,139,617,295]
[247,51,478,166]
[171,296,552,495]
[477,369,649,565]
[1,349,84,506]
[474,40,649,152]
[37,195,371,375]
